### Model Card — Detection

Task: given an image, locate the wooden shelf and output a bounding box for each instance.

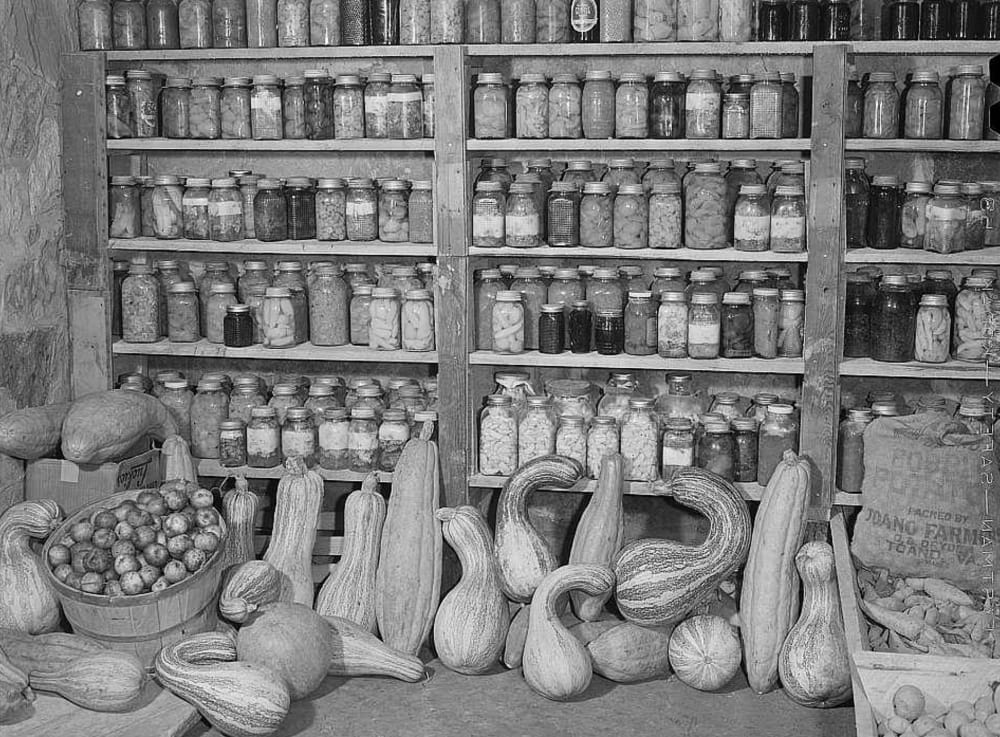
[840,357,986,380]
[106,46,436,61]
[845,247,1000,264]
[845,139,1000,154]
[469,350,805,373]
[109,237,437,257]
[849,41,1000,55]
[469,473,766,499]
[106,138,434,152]
[470,245,808,261]
[465,42,821,56]
[197,459,391,483]
[113,339,438,363]
[468,138,811,152]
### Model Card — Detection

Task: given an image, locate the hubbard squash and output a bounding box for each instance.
[0,500,64,633]
[494,455,584,603]
[155,631,290,737]
[263,458,323,606]
[61,390,178,464]
[587,621,675,683]
[433,506,508,675]
[28,651,146,712]
[220,475,259,575]
[740,449,811,695]
[374,422,442,657]
[614,468,751,628]
[777,542,852,708]
[668,615,742,692]
[0,403,70,460]
[568,454,625,621]
[314,473,385,632]
[219,560,283,624]
[162,434,197,483]
[522,564,615,702]
[323,615,425,682]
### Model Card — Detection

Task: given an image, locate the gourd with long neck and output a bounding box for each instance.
[0,500,63,634]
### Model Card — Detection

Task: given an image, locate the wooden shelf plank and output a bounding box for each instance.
[467,138,811,152]
[845,139,1000,154]
[106,46,436,61]
[845,247,1000,265]
[840,357,986,380]
[470,245,809,261]
[849,41,1000,55]
[469,473,766,499]
[465,42,819,56]
[469,350,805,373]
[106,138,434,152]
[113,339,438,363]
[109,237,437,257]
[196,459,391,483]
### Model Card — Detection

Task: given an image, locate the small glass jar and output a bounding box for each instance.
[387,74,423,139]
[207,178,243,241]
[913,293,951,363]
[770,185,806,253]
[685,69,722,139]
[757,403,798,484]
[109,176,141,239]
[189,77,222,139]
[904,71,943,140]
[582,70,616,140]
[733,184,771,251]
[721,291,753,358]
[777,289,805,358]
[685,162,727,249]
[698,422,734,481]
[218,420,247,467]
[925,182,968,254]
[167,281,200,343]
[863,72,900,139]
[752,287,780,358]
[519,395,557,464]
[620,398,659,482]
[688,292,720,359]
[948,65,986,141]
[122,262,160,343]
[515,74,549,139]
[345,178,377,241]
[870,274,917,362]
[868,175,902,250]
[580,182,614,248]
[537,304,564,354]
[190,381,229,459]
[112,0,146,49]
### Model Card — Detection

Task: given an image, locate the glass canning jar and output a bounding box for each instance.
[314,178,346,241]
[309,264,349,347]
[474,74,509,139]
[245,407,281,468]
[499,0,535,41]
[80,0,113,49]
[519,396,557,464]
[687,292,720,358]
[757,0,788,38]
[923,269,958,312]
[657,291,688,358]
[281,76,306,138]
[845,157,870,248]
[837,408,872,492]
[230,384,265,426]
[190,77,222,139]
[777,288,805,357]
[332,75,364,139]
[903,71,943,139]
[582,71,615,139]
[220,77,252,139]
[678,0,719,38]
[649,72,685,139]
[633,0,678,39]
[919,0,948,37]
[347,407,379,472]
[308,0,340,44]
[597,372,639,424]
[504,182,541,247]
[882,0,919,38]
[476,269,505,350]
[948,65,986,141]
[624,292,657,355]
[615,73,649,139]
[213,0,248,46]
[685,162,727,249]
[648,182,683,249]
[363,73,391,138]
[914,293,951,363]
[781,72,800,137]
[472,181,505,248]
[281,407,316,465]
[871,274,916,362]
[586,416,620,478]
[167,281,200,342]
[466,0,501,42]
[345,178,377,241]
[125,70,158,137]
[963,182,986,250]
[721,291,753,358]
[151,175,183,239]
[560,159,594,190]
[374,409,409,472]
[613,184,648,249]
[643,158,681,192]
[249,75,283,140]
[254,179,287,241]
[867,175,901,250]
[863,72,900,139]
[268,385,303,429]
[349,284,373,345]
[603,158,641,193]
[304,70,334,139]
[660,417,694,478]
[161,78,191,138]
[899,181,933,249]
[749,73,783,139]
[685,69,722,139]
[207,178,243,241]
[120,262,159,344]
[422,74,435,137]
[273,262,309,344]
[106,75,132,139]
[112,0,146,49]
[549,73,582,138]
[277,0,310,45]
[261,286,297,348]
[953,276,994,362]
[547,183,581,247]
[846,75,864,137]
[369,287,401,350]
[147,0,180,48]
[580,182,614,248]
[237,174,258,239]
[190,381,230,459]
[757,403,798,484]
[695,421,733,480]
[733,184,771,252]
[109,176,141,239]
[515,74,549,139]
[511,267,547,350]
[492,290,525,353]
[752,286,780,358]
[925,182,968,253]
[378,180,409,242]
[821,0,850,38]
[735,269,768,295]
[620,398,659,481]
[401,289,435,352]
[304,384,339,425]
[770,185,806,252]
[317,407,350,470]
[205,283,237,344]
[408,181,433,243]
[722,93,750,139]
[388,74,423,139]
[788,0,819,38]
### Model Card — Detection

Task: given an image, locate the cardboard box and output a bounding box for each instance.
[25,448,162,515]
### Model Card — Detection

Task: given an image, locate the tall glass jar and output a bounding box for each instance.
[770,185,806,252]
[863,72,900,139]
[304,70,334,139]
[953,276,994,362]
[515,74,549,139]
[208,178,243,241]
[213,0,248,46]
[343,178,377,241]
[126,70,158,137]
[308,0,340,43]
[309,264,350,346]
[475,270,505,350]
[112,0,146,49]
[492,290,525,353]
[472,181,505,248]
[317,408,349,470]
[473,74,509,139]
[536,0,571,41]
[948,65,986,141]
[587,415,620,478]
[913,293,951,363]
[656,291,687,358]
[282,76,306,138]
[109,177,141,239]
[549,74,582,138]
[685,70,722,139]
[757,0,788,38]
[151,175,183,239]
[547,183,581,247]
[963,182,986,251]
[777,289,805,358]
[347,407,378,472]
[688,292,720,358]
[898,181,933,249]
[580,182,614,248]
[190,77,222,139]
[106,75,132,139]
[619,398,658,481]
[582,70,615,139]
[206,283,238,343]
[362,74,391,138]
[349,285,373,345]
[147,0,180,48]
[387,74,423,139]
[402,289,435,351]
[502,0,536,40]
[281,407,316,465]
[261,286,297,348]
[332,75,364,139]
[161,78,191,139]
[314,178,346,241]
[752,287,780,358]
[467,0,501,41]
[749,73,783,139]
[868,175,901,250]
[780,72,799,137]
[904,71,943,139]
[837,408,872,493]
[519,395,557,464]
[80,0,114,49]
[369,287,401,350]
[277,0,310,45]
[613,184,648,249]
[121,262,160,343]
[647,182,683,249]
[871,274,916,362]
[505,182,541,247]
[377,180,409,242]
[511,267,547,350]
[650,72,685,139]
[925,182,968,253]
[624,292,657,355]
[721,291,753,358]
[246,0,278,45]
[616,73,649,139]
[678,0,719,38]
[685,162,727,249]
[757,403,798,484]
[733,184,771,251]
[188,380,229,459]
[167,281,200,342]
[254,179,287,241]
[845,157,870,248]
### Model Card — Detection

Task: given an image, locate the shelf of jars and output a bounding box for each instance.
[112,339,439,363]
[845,140,1000,153]
[463,42,822,57]
[105,138,435,152]
[468,351,806,374]
[196,458,392,482]
[105,46,437,62]
[467,139,813,152]
[469,246,809,261]
[844,247,1000,264]
[849,41,1000,55]
[108,237,438,257]
[839,358,987,380]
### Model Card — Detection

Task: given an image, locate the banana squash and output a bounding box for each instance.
[0,629,107,672]
[28,651,145,712]
[0,500,63,633]
[61,390,177,464]
[220,475,259,575]
[263,458,323,606]
[323,615,425,682]
[614,468,751,628]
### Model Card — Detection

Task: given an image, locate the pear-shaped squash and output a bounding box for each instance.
[0,500,63,633]
[314,473,385,633]
[263,458,323,606]
[568,454,625,621]
[777,542,852,708]
[586,622,674,683]
[433,506,508,675]
[220,475,260,575]
[29,651,146,712]
[522,564,615,701]
[323,615,425,682]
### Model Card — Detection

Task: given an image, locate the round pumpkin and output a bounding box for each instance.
[668,615,742,692]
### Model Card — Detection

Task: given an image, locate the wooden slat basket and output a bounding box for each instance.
[41,489,228,669]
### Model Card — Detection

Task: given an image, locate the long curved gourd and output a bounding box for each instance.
[740,450,811,694]
[778,541,852,708]
[322,615,425,682]
[494,455,584,603]
[263,458,323,606]
[0,402,70,459]
[315,474,385,632]
[614,468,751,628]
[568,454,625,621]
[155,632,291,737]
[522,564,615,701]
[161,434,197,483]
[374,423,442,656]
[0,500,63,633]
[61,390,177,464]
[220,475,259,575]
[433,506,508,675]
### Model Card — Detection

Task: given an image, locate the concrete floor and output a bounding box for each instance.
[190,660,857,737]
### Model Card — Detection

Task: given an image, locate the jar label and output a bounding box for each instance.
[770,215,804,239]
[183,197,209,207]
[686,90,719,113]
[209,200,242,217]
[662,447,694,467]
[473,215,504,238]
[688,322,720,344]
[734,215,771,241]
[982,195,998,231]
[282,431,315,457]
[570,0,598,31]
[346,201,376,217]
[251,94,282,114]
[388,91,423,104]
[506,214,540,237]
[926,204,966,221]
[246,428,279,455]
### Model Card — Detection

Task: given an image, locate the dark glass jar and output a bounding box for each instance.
[951,0,979,37]
[254,179,287,242]
[539,304,566,354]
[789,0,819,38]
[820,0,850,38]
[650,72,686,139]
[758,0,790,39]
[871,274,917,362]
[844,273,876,357]
[985,0,1000,36]
[285,178,316,240]
[340,0,371,43]
[881,0,919,38]
[845,157,870,248]
[371,0,398,43]
[224,304,254,347]
[698,422,735,481]
[846,76,864,137]
[304,71,334,140]
[920,0,950,38]
[732,417,758,483]
[568,301,592,353]
[721,292,754,358]
[867,175,901,250]
[595,308,624,355]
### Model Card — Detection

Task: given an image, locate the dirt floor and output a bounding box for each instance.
[190,660,858,737]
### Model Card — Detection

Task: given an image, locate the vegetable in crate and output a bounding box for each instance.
[0,500,63,634]
[0,402,70,459]
[61,390,178,464]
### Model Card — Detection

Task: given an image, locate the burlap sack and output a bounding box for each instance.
[851,410,999,591]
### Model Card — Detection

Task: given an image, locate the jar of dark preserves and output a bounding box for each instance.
[731,417,758,482]
[952,0,979,38]
[844,273,876,357]
[881,0,918,38]
[757,403,798,483]
[757,0,789,39]
[920,0,949,38]
[254,179,287,242]
[568,301,592,353]
[871,274,916,362]
[846,74,864,138]
[721,291,753,358]
[985,0,1000,37]
[285,178,316,240]
[845,157,870,248]
[820,0,850,38]
[867,175,901,250]
[539,304,565,354]
[304,70,334,140]
[698,422,734,481]
[789,0,819,38]
[595,308,624,355]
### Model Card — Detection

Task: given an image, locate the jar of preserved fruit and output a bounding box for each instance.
[863,72,899,139]
[112,0,146,49]
[246,76,283,141]
[207,178,243,242]
[492,291,525,353]
[477,395,518,475]
[744,392,776,425]
[734,270,767,295]
[752,287,780,358]
[592,372,636,424]
[396,0,424,43]
[167,281,200,342]
[918,0,948,37]
[649,72,685,139]
[756,403,797,483]
[836,408,872,492]
[374,179,408,242]
[502,182,539,247]
[582,71,615,140]
[733,184,770,251]
[205,283,237,343]
[543,379,594,424]
[749,73,782,139]
[161,78,191,139]
[845,158,870,248]
[642,159,680,192]
[546,74,582,139]
[331,75,364,139]
[695,421,733,479]
[903,71,943,139]
[894,180,933,250]
[580,415,617,478]
[685,162,727,249]
[657,417,693,479]
[685,70,721,139]
[474,269,505,350]
[308,264,349,346]
[913,293,951,363]
[560,160,594,190]
[188,380,229,459]
[305,0,339,43]
[253,179,287,242]
[468,181,507,250]
[643,182,681,250]
[867,175,901,250]
[613,73,648,139]
[147,0,180,49]
[534,0,569,41]
[953,276,993,362]
[213,0,248,46]
[687,292,720,358]
[514,74,548,139]
[80,0,113,49]
[189,77,221,139]
[586,268,624,315]
[579,182,614,248]
[513,395,553,463]
[720,291,753,358]
[109,176,140,239]
[757,0,788,37]
[401,289,435,351]
[388,74,423,139]
[870,274,916,362]
[304,384,339,426]
[925,182,968,253]
[654,291,686,358]
[106,75,132,139]
[369,287,401,351]
[345,407,377,472]
[602,159,640,194]
[622,292,656,355]
[620,398,658,481]
[770,185,806,252]
[948,65,986,141]
[677,0,719,37]
[721,93,750,139]
[125,70,158,137]
[280,76,306,138]
[777,288,805,358]
[467,0,501,41]
[349,284,373,345]
[963,182,986,250]
[155,379,193,440]
[150,175,183,239]
[613,184,648,249]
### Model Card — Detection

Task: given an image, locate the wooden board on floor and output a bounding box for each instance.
[6,685,201,737]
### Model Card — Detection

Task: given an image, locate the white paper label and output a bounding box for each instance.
[734,215,771,241]
[183,197,209,207]
[209,200,242,217]
[506,214,540,237]
[388,91,422,104]
[770,215,804,240]
[473,215,504,238]
[345,201,376,217]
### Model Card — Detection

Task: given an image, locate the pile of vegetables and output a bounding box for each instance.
[881,683,1000,737]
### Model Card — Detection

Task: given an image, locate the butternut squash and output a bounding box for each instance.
[587,622,675,683]
[263,457,323,606]
[29,651,146,712]
[568,454,625,621]
[614,468,751,628]
[219,560,283,624]
[0,402,70,459]
[495,455,584,603]
[778,542,852,708]
[740,449,811,695]
[522,564,614,702]
[314,473,385,632]
[0,500,63,633]
[220,475,259,575]
[322,615,425,682]
[162,434,197,483]
[374,423,442,657]
[61,390,178,464]
[155,632,290,737]
[433,506,508,675]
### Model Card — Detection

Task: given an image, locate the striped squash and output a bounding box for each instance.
[668,615,742,692]
[219,560,283,624]
[614,468,751,628]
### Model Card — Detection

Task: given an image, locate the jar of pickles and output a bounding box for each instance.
[777,289,805,358]
[109,177,140,239]
[261,286,297,348]
[863,72,899,139]
[151,175,184,239]
[845,157,870,249]
[402,289,435,351]
[580,182,614,248]
[688,292,720,358]
[161,78,191,139]
[346,178,378,241]
[503,0,537,40]
[912,293,951,363]
[549,74,582,138]
[377,180,409,242]
[685,162,727,249]
[369,287,401,350]
[953,276,994,362]
[252,179,286,241]
[685,70,722,139]
[963,182,986,251]
[515,74,549,139]
[492,290,525,353]
[582,71,615,139]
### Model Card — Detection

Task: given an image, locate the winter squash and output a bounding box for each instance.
[0,629,107,672]
[494,455,584,603]
[219,560,283,624]
[503,603,530,669]
[220,476,260,575]
[314,473,385,632]
[263,458,323,606]
[0,645,32,723]
[614,468,751,627]
[433,506,508,675]
[28,651,146,712]
[740,450,811,694]
[778,542,852,708]
[0,402,70,459]
[323,615,425,682]
[61,390,178,464]
[668,615,742,692]
[162,434,197,483]
[0,500,63,633]
[587,622,674,683]
[568,454,625,621]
